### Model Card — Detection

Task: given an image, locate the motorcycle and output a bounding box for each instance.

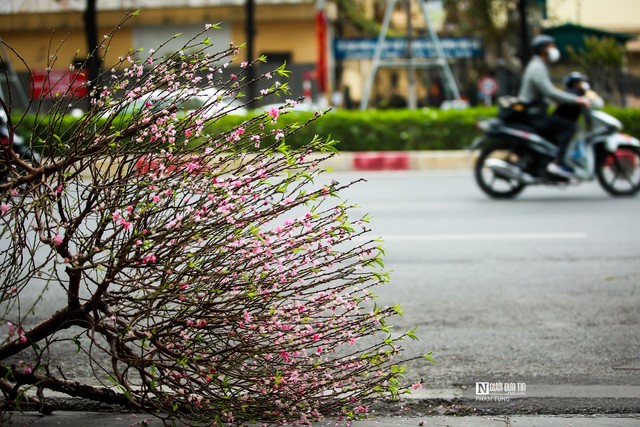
[0,109,40,184]
[470,105,640,199]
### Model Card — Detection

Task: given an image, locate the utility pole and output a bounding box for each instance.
[245,0,256,101]
[83,0,101,100]
[518,0,531,66]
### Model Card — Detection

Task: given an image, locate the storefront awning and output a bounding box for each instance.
[543,23,636,55]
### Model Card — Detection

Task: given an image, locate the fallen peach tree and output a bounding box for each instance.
[0,15,428,425]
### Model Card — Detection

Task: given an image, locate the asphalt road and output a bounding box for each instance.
[329,169,640,413]
[3,168,639,416]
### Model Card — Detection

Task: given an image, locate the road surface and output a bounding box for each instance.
[332,169,640,414]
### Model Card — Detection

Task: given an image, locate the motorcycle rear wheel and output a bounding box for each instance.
[474,143,527,199]
[596,145,640,196]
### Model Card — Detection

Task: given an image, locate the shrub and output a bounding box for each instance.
[0,13,424,425]
[603,107,640,136]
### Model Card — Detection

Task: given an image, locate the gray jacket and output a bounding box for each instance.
[518,55,579,113]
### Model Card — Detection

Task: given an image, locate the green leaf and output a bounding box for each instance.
[405,328,419,341]
[276,61,291,78]
[275,183,288,194]
[249,225,265,243]
[390,364,407,375]
[276,141,289,154]
[72,335,82,353]
[392,304,404,316]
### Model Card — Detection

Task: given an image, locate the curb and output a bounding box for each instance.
[77,151,477,179]
[319,150,477,172]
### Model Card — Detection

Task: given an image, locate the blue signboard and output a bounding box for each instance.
[333,37,483,60]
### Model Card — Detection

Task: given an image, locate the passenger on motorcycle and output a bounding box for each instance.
[553,71,603,123]
[518,35,591,178]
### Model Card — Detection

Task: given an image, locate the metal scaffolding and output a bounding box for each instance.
[359,0,461,110]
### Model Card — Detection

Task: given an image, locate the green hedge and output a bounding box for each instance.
[603,107,640,138]
[282,108,492,151]
[205,106,640,151]
[14,106,640,152]
[152,107,495,151]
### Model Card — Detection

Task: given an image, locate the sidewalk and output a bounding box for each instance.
[4,386,639,426]
[5,412,639,427]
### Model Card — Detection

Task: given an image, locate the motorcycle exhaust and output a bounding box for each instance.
[484,158,536,184]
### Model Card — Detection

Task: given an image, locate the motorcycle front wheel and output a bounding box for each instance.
[474,143,526,199]
[596,145,640,196]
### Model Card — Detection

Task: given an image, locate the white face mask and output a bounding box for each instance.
[547,47,561,63]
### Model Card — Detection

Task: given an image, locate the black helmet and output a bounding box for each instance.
[531,34,555,54]
[563,71,587,89]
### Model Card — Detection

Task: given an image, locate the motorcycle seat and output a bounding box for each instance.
[498,120,537,133]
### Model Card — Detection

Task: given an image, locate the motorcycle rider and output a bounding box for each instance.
[518,35,591,178]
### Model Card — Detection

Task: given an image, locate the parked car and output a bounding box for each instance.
[192,88,248,117]
[254,101,327,114]
[102,87,248,119]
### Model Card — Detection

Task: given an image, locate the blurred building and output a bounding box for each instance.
[0,0,320,107]
[547,0,640,69]
[545,0,640,105]
[0,0,479,110]
[2,0,640,109]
